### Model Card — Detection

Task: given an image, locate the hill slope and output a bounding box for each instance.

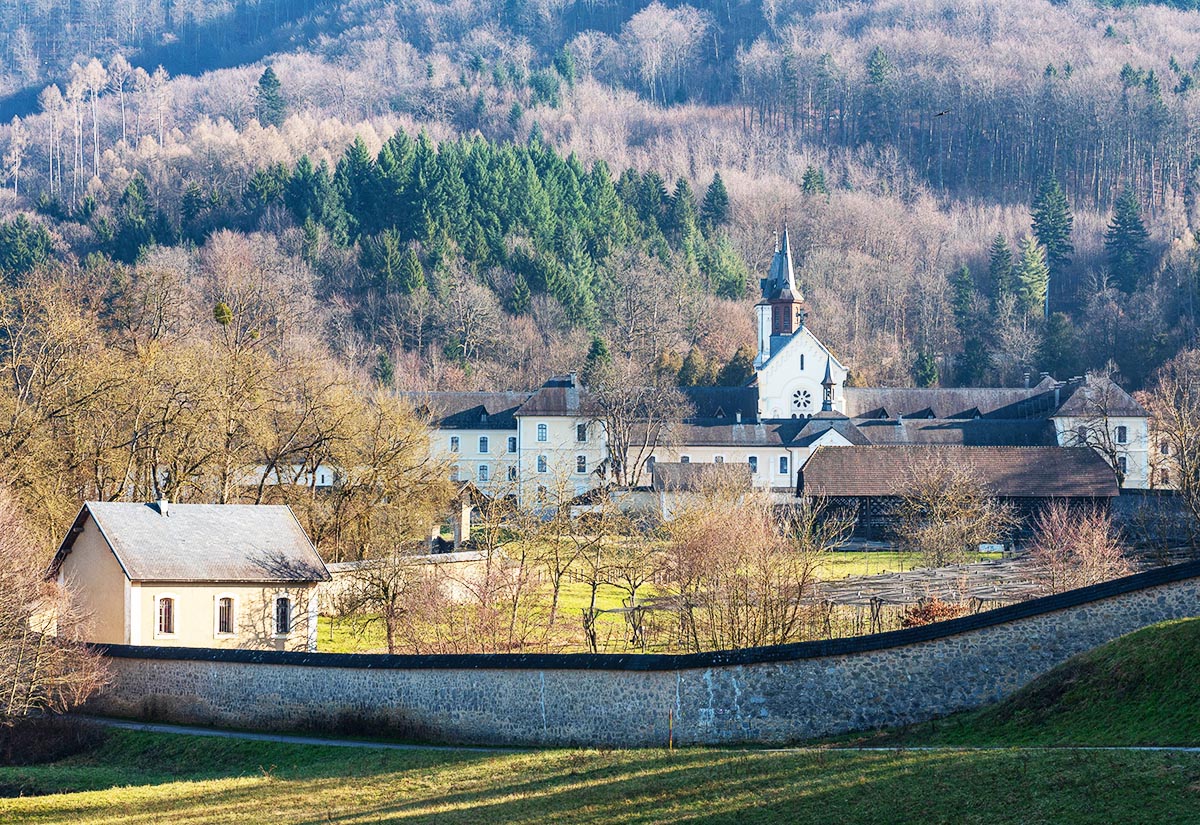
[855,618,1200,747]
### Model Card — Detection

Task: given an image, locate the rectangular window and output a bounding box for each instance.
[1115,426,1128,444]
[157,597,175,636]
[576,423,588,442]
[508,436,517,453]
[217,597,234,635]
[1161,440,1171,456]
[478,464,489,483]
[680,456,690,464]
[1117,456,1128,475]
[779,456,789,475]
[449,436,460,453]
[275,597,291,636]
[748,456,758,474]
[479,436,489,453]
[508,465,518,482]
[800,354,805,371]
[450,465,460,482]
[576,455,587,474]
[537,455,548,473]
[537,423,548,442]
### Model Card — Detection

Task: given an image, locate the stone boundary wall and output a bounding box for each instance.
[87,561,1200,747]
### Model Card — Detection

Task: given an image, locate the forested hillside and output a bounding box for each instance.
[0,0,1198,405]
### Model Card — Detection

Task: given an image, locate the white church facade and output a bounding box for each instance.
[412,230,1153,504]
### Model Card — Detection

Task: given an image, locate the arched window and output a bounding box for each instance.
[216,596,235,636]
[274,597,292,636]
[748,456,758,474]
[479,436,489,453]
[537,423,548,442]
[156,596,176,637]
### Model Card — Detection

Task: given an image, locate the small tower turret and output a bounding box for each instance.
[821,356,835,412]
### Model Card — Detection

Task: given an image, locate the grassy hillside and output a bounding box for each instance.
[846,618,1200,748]
[4,619,1200,823]
[2,729,1199,824]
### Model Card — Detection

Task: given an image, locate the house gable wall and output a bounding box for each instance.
[57,517,128,645]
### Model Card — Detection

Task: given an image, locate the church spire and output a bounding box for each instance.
[821,356,835,412]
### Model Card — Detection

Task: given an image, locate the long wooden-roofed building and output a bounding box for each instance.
[797,445,1121,538]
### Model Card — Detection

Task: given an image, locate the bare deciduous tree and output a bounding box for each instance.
[665,479,853,652]
[1026,501,1131,594]
[3,492,107,723]
[897,454,1016,568]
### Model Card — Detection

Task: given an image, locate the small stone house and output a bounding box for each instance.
[49,501,330,651]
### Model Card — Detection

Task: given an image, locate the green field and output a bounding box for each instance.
[317,552,999,654]
[2,730,1198,824]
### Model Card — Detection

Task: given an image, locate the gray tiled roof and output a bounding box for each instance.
[798,446,1119,499]
[854,419,1059,446]
[652,462,753,492]
[1053,377,1149,417]
[516,375,588,416]
[405,391,531,429]
[842,387,1054,419]
[53,502,330,583]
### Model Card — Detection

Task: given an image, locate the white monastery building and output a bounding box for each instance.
[412,230,1152,503]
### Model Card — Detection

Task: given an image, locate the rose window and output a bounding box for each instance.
[792,389,813,412]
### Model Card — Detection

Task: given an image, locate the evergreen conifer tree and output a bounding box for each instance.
[1031,173,1074,278]
[668,177,698,240]
[716,345,756,386]
[254,66,287,128]
[912,350,939,387]
[581,336,611,386]
[1016,235,1050,318]
[801,165,829,195]
[678,348,710,387]
[700,173,730,230]
[988,234,1015,304]
[957,337,990,386]
[399,245,425,294]
[950,265,974,332]
[1104,187,1151,293]
[1039,312,1080,378]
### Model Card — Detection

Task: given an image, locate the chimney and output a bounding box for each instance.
[735,411,742,424]
[155,498,169,517]
[1023,370,1031,389]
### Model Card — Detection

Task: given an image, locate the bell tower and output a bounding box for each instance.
[754,226,807,368]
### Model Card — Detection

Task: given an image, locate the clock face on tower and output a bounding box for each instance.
[792,388,813,413]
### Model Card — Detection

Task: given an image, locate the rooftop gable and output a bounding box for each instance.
[51,502,330,583]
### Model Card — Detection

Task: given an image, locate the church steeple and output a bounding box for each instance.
[756,225,808,364]
[821,356,835,412]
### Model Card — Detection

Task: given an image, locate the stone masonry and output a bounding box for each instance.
[87,564,1200,747]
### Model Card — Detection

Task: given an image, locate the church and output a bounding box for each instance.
[412,230,1151,509]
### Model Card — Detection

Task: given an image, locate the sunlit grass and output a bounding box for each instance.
[2,730,1198,824]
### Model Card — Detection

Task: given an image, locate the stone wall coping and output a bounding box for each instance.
[93,558,1200,672]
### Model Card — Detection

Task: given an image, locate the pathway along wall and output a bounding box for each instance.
[88,562,1200,747]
